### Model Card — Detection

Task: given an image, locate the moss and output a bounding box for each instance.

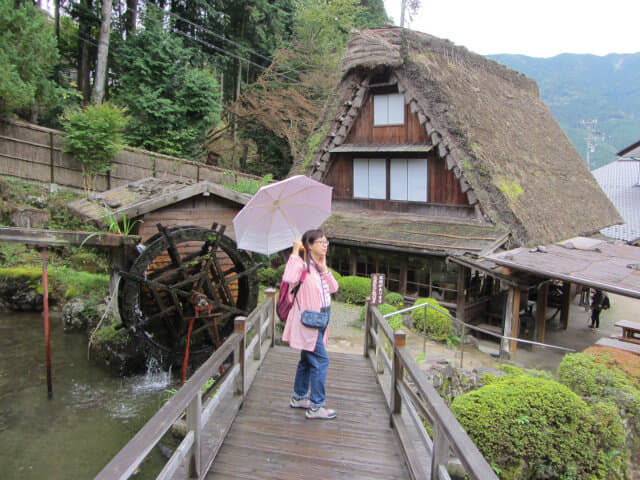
[497,177,524,202]
[302,126,327,171]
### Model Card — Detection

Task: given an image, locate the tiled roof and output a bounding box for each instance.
[592,160,640,242]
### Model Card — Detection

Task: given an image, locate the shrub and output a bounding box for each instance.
[257,267,280,287]
[357,302,398,328]
[385,292,404,309]
[451,374,628,479]
[68,251,108,274]
[328,267,342,282]
[558,352,640,442]
[337,275,370,304]
[411,297,451,341]
[61,102,127,195]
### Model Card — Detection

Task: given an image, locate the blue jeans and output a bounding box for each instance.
[292,325,329,408]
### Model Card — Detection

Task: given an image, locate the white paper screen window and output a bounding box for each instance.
[353,158,369,198]
[407,158,428,202]
[390,159,408,200]
[368,158,387,199]
[373,93,405,126]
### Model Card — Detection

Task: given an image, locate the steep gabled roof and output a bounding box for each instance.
[295,27,621,248]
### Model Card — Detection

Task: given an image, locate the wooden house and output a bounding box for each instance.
[69,177,249,242]
[292,27,621,350]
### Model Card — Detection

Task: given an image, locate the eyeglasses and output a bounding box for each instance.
[314,240,330,246]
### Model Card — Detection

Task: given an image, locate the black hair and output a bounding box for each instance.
[301,229,326,272]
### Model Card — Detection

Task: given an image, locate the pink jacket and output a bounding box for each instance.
[281,254,339,351]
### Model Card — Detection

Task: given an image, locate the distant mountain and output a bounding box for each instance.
[488,53,640,170]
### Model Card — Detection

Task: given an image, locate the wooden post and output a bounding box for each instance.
[186,392,202,478]
[390,330,406,426]
[500,286,520,359]
[430,423,450,480]
[364,298,371,358]
[456,267,468,323]
[234,317,246,396]
[265,288,276,347]
[399,255,408,296]
[535,282,549,344]
[253,309,261,361]
[560,282,571,330]
[349,248,357,276]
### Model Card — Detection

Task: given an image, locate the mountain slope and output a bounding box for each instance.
[488,53,640,169]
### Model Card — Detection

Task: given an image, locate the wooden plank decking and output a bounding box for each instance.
[205,346,411,480]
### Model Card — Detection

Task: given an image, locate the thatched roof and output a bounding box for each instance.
[68,177,249,225]
[296,27,622,248]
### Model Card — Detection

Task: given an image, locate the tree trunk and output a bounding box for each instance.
[92,0,113,104]
[125,0,137,37]
[77,0,93,103]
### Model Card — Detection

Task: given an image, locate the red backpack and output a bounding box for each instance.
[276,269,307,322]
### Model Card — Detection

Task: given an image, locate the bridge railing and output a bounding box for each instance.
[95,288,277,480]
[364,301,498,480]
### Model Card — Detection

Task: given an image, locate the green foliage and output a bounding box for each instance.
[0,0,59,117]
[411,297,452,342]
[112,10,222,159]
[356,302,398,327]
[451,374,628,480]
[61,103,127,194]
[337,275,371,305]
[68,251,108,274]
[223,173,273,195]
[385,292,404,309]
[353,0,389,28]
[0,242,42,267]
[102,209,142,235]
[257,267,281,287]
[558,353,640,441]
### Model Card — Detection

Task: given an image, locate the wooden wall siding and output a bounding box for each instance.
[345,94,430,144]
[429,156,468,205]
[138,196,240,242]
[0,120,258,192]
[325,152,470,207]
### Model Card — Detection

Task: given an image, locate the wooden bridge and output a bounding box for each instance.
[96,290,497,480]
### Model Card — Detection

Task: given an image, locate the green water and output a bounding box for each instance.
[0,311,178,479]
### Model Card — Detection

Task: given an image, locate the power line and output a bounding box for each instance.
[140,0,304,81]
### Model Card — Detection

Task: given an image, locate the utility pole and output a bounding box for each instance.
[580,119,602,170]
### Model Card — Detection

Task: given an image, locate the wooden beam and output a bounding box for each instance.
[0,226,139,247]
[456,266,469,325]
[560,282,572,330]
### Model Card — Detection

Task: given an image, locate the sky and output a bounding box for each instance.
[383,0,640,58]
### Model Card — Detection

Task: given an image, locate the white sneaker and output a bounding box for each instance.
[290,397,311,409]
[305,406,337,420]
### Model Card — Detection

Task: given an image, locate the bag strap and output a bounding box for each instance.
[291,268,307,309]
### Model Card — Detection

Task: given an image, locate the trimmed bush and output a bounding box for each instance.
[337,275,370,305]
[328,267,342,282]
[385,292,404,309]
[451,374,628,479]
[411,297,451,341]
[558,352,640,443]
[357,302,398,328]
[257,267,280,287]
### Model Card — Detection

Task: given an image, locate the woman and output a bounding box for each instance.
[282,229,339,420]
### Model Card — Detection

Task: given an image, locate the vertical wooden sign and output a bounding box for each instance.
[370,273,386,305]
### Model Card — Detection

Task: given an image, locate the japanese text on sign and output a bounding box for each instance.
[370,273,386,305]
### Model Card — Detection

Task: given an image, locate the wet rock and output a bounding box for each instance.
[63,296,105,331]
[0,280,42,311]
[422,363,487,404]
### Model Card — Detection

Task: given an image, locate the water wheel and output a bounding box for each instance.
[118,223,259,363]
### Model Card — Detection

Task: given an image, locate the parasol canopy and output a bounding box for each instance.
[232,175,332,255]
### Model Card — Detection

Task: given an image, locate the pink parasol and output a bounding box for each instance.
[232,175,332,255]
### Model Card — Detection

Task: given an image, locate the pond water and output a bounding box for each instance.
[0,311,178,479]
